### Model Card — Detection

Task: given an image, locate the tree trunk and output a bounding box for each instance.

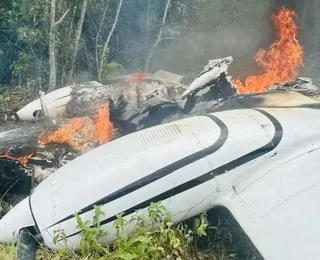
[48,0,57,93]
[98,0,124,81]
[95,0,110,76]
[48,1,70,92]
[68,0,89,82]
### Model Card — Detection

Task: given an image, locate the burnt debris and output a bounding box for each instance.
[1,56,320,205]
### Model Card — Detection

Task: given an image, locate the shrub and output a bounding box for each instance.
[48,201,208,260]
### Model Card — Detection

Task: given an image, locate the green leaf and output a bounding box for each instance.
[112,252,138,260]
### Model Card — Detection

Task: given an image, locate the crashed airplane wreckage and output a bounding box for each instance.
[0,56,237,196]
[15,56,236,130]
[1,56,320,260]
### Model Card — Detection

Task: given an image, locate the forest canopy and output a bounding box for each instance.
[0,0,319,91]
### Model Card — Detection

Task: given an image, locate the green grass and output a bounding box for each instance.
[0,199,10,219]
[0,202,236,260]
[0,243,15,260]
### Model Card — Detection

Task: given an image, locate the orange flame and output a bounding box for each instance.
[93,103,114,144]
[0,151,33,164]
[38,102,114,151]
[127,71,147,83]
[232,6,303,94]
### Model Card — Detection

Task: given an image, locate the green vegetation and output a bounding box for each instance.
[0,0,278,92]
[0,0,319,91]
[0,243,16,259]
[0,199,10,219]
[0,202,237,260]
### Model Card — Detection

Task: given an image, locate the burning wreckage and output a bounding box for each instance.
[1,6,320,260]
[1,56,320,260]
[0,56,237,192]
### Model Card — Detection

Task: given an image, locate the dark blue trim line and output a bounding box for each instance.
[65,108,283,239]
[47,114,228,229]
[28,195,41,236]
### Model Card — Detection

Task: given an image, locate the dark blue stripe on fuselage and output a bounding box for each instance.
[46,114,228,229]
[65,108,283,239]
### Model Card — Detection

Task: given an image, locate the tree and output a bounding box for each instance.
[48,0,69,92]
[1,0,283,90]
[0,0,12,10]
[98,0,124,81]
[145,0,171,71]
[68,0,88,81]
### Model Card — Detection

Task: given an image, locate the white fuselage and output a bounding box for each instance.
[1,91,320,260]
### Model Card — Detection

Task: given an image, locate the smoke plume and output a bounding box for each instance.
[149,0,320,84]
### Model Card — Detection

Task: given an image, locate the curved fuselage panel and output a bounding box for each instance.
[29,107,282,249]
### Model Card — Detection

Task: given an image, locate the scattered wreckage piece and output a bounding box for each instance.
[0,121,82,194]
[15,79,187,129]
[0,72,191,199]
[65,78,188,132]
[153,70,184,83]
[90,56,236,131]
[130,57,237,130]
[267,77,320,100]
[131,76,320,132]
[184,77,320,117]
[15,73,188,122]
[7,57,319,201]
[0,113,116,199]
[3,76,319,199]
[16,86,73,121]
[1,91,320,260]
[179,56,235,99]
[15,57,237,132]
[9,68,320,151]
[112,69,184,83]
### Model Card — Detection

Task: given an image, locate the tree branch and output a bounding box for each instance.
[68,6,77,41]
[162,0,171,24]
[96,0,110,75]
[55,8,70,26]
[145,0,171,71]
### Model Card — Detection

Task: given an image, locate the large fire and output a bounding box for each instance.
[38,102,114,151]
[232,6,303,94]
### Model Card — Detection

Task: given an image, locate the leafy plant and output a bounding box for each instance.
[0,199,10,218]
[75,205,110,257]
[193,212,209,237]
[99,49,123,82]
[10,52,31,77]
[0,201,217,259]
[50,201,209,260]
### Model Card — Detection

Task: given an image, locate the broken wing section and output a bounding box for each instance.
[227,145,320,260]
[221,106,320,260]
